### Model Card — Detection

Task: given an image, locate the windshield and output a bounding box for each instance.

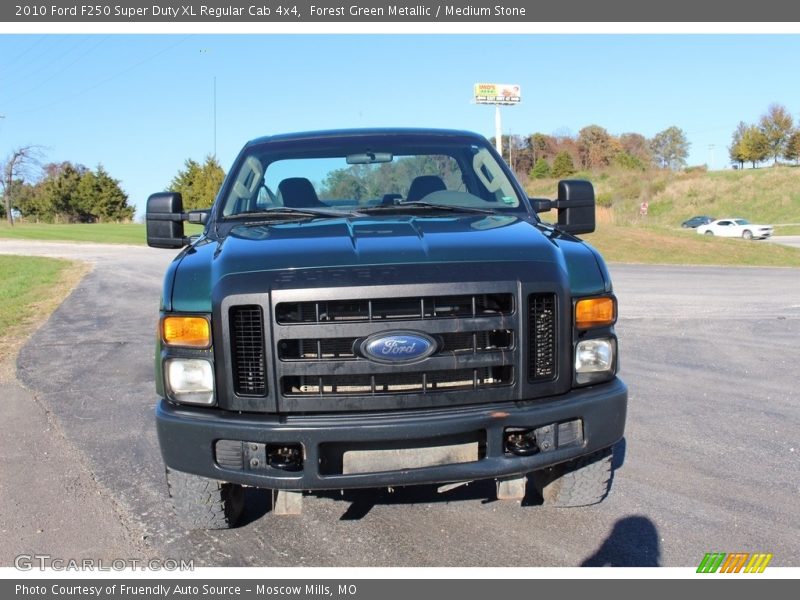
[733,219,750,225]
[219,137,524,218]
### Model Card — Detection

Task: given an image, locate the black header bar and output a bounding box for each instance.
[3,0,800,23]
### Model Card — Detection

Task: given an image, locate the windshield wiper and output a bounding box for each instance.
[225,207,359,221]
[361,201,497,215]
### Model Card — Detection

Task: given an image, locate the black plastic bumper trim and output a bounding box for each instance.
[155,377,627,490]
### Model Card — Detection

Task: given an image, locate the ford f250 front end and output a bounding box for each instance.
[147,129,627,529]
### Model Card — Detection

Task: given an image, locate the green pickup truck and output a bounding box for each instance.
[147,128,627,529]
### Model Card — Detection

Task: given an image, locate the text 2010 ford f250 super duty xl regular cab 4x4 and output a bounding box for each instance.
[146,128,627,529]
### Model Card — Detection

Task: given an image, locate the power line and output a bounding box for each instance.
[13,37,189,116]
[2,37,109,106]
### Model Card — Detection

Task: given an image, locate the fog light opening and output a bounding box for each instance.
[504,428,539,456]
[267,445,304,472]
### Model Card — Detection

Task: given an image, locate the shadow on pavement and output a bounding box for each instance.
[581,515,661,567]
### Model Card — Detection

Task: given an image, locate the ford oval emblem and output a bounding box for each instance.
[360,331,438,364]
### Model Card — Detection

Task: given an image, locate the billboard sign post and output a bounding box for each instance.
[473,83,521,159]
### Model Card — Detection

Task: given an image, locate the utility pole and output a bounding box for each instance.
[213,76,217,158]
[0,114,9,226]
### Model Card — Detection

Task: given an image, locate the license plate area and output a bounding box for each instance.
[320,431,485,476]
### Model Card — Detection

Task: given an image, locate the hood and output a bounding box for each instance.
[167,215,609,312]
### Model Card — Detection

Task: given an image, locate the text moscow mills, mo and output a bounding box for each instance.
[16,584,359,598]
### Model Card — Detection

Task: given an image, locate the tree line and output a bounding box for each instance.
[729,103,800,168]
[1,146,134,224]
[497,124,691,182]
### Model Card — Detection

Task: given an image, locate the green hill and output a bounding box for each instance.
[526,165,800,229]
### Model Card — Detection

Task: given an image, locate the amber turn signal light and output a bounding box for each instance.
[162,316,211,348]
[575,297,616,329]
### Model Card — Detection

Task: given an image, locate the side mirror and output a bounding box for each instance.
[531,180,596,235]
[146,192,186,248]
[555,180,595,235]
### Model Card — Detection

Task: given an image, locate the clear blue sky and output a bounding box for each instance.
[1,34,799,217]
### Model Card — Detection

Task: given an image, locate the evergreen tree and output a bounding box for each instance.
[551,151,576,178]
[530,158,551,179]
[169,155,226,210]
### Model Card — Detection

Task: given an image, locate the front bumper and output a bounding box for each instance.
[156,377,627,490]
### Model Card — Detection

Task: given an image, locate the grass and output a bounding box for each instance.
[0,222,146,244]
[0,222,204,244]
[527,165,800,228]
[1,211,798,267]
[581,224,800,267]
[0,255,89,381]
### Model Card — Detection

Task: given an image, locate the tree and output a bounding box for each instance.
[619,133,652,166]
[728,122,749,169]
[738,125,770,168]
[551,151,576,178]
[76,165,134,222]
[613,151,646,171]
[650,126,690,170]
[577,125,616,169]
[530,158,551,179]
[527,133,556,163]
[784,130,800,164]
[759,103,793,165]
[169,155,226,211]
[1,145,43,225]
[36,162,87,222]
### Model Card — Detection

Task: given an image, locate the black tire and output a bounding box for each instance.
[165,467,245,530]
[532,447,614,507]
[742,230,753,240]
[704,231,714,236]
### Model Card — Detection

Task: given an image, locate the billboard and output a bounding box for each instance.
[474,83,521,105]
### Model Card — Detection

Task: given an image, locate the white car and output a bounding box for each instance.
[697,218,773,240]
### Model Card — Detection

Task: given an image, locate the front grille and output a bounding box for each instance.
[282,367,513,396]
[229,305,267,396]
[276,293,513,324]
[277,330,514,361]
[528,294,557,381]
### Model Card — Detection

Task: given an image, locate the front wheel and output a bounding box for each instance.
[742,230,753,240]
[704,231,714,236]
[165,467,245,530]
[532,447,614,507]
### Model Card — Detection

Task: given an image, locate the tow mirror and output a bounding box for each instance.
[530,180,595,235]
[146,193,209,248]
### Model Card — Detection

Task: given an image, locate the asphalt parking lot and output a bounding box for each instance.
[0,240,798,567]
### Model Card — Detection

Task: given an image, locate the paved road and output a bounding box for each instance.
[767,235,800,250]
[1,240,798,567]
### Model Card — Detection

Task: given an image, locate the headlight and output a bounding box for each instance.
[575,338,615,385]
[165,359,215,405]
